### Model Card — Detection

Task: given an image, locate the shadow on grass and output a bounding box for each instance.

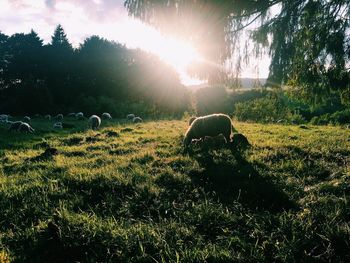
[188,144,296,212]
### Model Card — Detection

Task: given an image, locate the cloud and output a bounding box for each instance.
[43,0,126,22]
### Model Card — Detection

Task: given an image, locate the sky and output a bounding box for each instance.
[0,0,271,85]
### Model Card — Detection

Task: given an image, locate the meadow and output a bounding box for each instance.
[0,118,349,262]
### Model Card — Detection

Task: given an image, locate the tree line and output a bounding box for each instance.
[0,25,189,117]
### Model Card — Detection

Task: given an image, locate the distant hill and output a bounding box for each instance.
[187,78,267,90]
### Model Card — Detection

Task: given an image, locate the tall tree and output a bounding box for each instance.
[46,25,74,106]
[51,24,73,51]
[124,0,350,104]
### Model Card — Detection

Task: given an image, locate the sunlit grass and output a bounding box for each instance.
[0,119,349,262]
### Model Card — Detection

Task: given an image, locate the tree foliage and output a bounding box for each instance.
[0,26,189,116]
[124,0,350,104]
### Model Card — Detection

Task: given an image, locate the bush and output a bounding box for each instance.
[233,95,294,123]
[195,86,230,115]
[310,110,350,125]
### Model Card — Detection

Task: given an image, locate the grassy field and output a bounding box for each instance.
[0,118,349,262]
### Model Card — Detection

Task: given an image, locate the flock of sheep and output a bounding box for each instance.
[0,112,143,133]
[1,111,242,150]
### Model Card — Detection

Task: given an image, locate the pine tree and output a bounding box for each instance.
[51,24,72,51]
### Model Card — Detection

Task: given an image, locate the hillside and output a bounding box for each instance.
[0,119,349,262]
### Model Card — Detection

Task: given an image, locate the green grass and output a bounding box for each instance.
[0,119,349,262]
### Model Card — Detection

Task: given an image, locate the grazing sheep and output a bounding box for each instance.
[127,114,135,120]
[54,114,64,121]
[133,117,143,123]
[45,114,51,120]
[191,134,227,148]
[18,122,35,133]
[53,122,63,129]
[230,133,250,149]
[23,116,31,122]
[0,114,8,123]
[204,134,227,147]
[184,113,233,149]
[89,115,101,130]
[189,116,197,126]
[33,114,40,118]
[102,112,112,119]
[76,112,84,120]
[67,113,76,117]
[9,121,23,131]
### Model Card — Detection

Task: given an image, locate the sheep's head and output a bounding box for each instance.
[183,128,193,149]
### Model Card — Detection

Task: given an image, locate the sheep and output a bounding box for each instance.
[45,114,51,120]
[9,121,23,131]
[127,114,135,120]
[133,117,143,123]
[89,115,101,130]
[188,116,197,126]
[183,113,233,149]
[67,113,76,117]
[54,114,64,121]
[102,112,112,120]
[23,116,31,122]
[18,122,35,133]
[76,112,84,120]
[53,122,63,129]
[0,114,8,123]
[33,114,40,118]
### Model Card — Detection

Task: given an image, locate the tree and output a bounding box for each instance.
[51,24,73,51]
[46,25,74,106]
[124,0,350,104]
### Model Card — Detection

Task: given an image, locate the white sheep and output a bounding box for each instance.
[53,122,63,129]
[45,114,51,120]
[133,117,143,123]
[23,116,31,122]
[102,112,112,119]
[89,115,101,130]
[127,114,135,120]
[0,114,8,123]
[54,114,64,121]
[18,122,35,133]
[183,113,233,149]
[76,112,84,120]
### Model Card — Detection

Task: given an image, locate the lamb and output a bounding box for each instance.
[102,112,112,119]
[45,114,51,120]
[76,112,84,120]
[53,122,63,129]
[54,114,64,121]
[133,117,143,123]
[18,122,35,133]
[183,113,233,149]
[89,115,101,130]
[23,116,31,122]
[127,114,135,120]
[9,121,23,131]
[188,116,197,126]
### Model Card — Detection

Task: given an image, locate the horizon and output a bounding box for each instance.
[0,0,271,86]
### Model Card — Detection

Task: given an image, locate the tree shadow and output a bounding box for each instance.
[188,144,296,212]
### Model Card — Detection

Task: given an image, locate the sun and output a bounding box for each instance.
[113,18,204,85]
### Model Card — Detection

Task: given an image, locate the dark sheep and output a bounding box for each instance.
[184,113,233,149]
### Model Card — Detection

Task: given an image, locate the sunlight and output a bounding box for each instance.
[113,18,204,85]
